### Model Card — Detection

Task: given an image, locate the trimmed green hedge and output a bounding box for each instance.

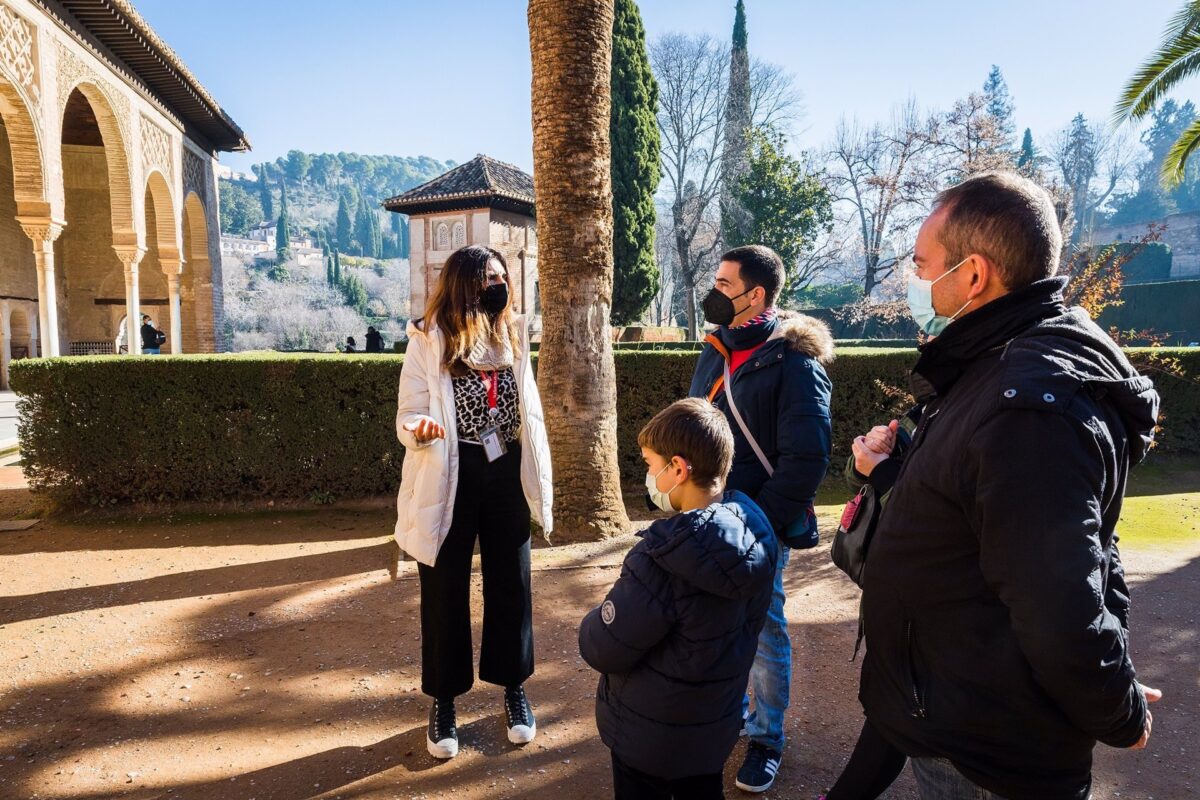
[11,354,407,505]
[1097,280,1200,346]
[11,348,1200,505]
[834,339,920,349]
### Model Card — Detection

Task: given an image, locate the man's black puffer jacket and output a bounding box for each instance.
[860,277,1159,800]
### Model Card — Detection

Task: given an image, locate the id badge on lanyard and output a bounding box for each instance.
[478,370,508,463]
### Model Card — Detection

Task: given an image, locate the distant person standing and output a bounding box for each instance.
[140,314,165,355]
[365,326,384,353]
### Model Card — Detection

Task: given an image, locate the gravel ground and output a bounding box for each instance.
[0,474,1195,800]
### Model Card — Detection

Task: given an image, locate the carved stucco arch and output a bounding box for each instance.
[58,78,136,243]
[0,4,48,216]
[182,190,208,263]
[144,168,180,268]
[0,67,48,214]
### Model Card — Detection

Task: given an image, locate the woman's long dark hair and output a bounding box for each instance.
[425,244,519,376]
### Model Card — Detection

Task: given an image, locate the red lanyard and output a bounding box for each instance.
[478,370,498,413]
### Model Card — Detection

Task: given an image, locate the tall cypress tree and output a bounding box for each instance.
[390,212,410,259]
[258,167,274,220]
[336,192,354,252]
[370,205,383,258]
[720,0,753,248]
[610,0,661,325]
[275,180,291,253]
[333,249,342,284]
[354,195,374,257]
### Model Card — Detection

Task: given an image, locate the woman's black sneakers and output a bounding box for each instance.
[504,685,537,744]
[427,697,458,759]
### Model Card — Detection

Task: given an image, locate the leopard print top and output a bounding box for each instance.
[452,367,521,444]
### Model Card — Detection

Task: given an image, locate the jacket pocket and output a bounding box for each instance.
[905,620,928,719]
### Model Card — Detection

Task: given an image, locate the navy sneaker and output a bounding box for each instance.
[736,741,782,793]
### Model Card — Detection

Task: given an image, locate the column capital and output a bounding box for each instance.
[113,245,147,269]
[16,216,66,245]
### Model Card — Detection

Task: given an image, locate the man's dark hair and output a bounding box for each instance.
[933,172,1063,290]
[721,245,785,306]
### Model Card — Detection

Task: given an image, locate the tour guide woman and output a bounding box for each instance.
[394,244,554,760]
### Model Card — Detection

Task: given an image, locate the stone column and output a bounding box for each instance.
[0,304,10,390]
[166,268,183,355]
[17,218,65,358]
[114,246,146,355]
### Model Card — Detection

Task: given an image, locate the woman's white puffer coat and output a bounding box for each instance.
[394,315,553,566]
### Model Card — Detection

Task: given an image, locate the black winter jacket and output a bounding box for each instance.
[860,277,1159,800]
[579,491,777,779]
[689,313,834,537]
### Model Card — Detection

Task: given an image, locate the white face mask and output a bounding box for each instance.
[645,462,684,513]
[907,256,974,336]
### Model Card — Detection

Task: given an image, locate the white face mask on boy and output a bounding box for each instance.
[645,462,685,513]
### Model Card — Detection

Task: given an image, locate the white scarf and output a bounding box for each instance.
[463,329,514,371]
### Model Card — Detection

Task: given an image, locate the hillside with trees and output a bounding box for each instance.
[219,152,454,351]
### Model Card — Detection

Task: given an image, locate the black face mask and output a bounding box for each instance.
[701,287,752,327]
[480,282,509,316]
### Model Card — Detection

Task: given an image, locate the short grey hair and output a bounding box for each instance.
[933,172,1063,290]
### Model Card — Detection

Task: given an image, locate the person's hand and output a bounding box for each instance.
[404,416,446,444]
[852,436,891,477]
[1129,684,1162,750]
[862,420,900,455]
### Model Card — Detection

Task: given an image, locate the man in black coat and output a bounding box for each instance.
[688,244,834,793]
[859,171,1162,800]
[365,326,384,353]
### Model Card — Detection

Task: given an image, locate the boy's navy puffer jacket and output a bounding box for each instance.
[579,491,777,780]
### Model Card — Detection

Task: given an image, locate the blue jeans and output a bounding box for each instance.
[143,347,160,355]
[743,546,790,752]
[911,758,998,800]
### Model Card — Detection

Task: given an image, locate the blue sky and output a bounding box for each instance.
[134,0,1200,178]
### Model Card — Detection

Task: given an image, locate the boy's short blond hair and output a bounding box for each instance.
[637,398,734,491]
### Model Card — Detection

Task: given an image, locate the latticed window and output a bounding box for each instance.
[436,223,450,250]
[452,221,466,249]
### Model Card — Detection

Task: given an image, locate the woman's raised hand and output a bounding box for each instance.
[405,416,446,444]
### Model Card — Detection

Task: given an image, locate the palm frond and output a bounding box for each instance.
[1161,115,1200,187]
[1115,31,1200,123]
[1165,0,1200,40]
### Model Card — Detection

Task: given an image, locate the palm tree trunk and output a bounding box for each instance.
[529,0,629,541]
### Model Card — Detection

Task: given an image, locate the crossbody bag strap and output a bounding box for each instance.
[722,357,775,478]
[705,333,730,402]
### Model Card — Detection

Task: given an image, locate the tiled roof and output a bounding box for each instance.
[383,155,534,213]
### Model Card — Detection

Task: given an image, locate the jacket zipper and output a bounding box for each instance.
[893,406,940,485]
[906,620,927,719]
[909,406,940,453]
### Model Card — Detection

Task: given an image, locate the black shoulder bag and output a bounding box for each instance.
[831,482,883,587]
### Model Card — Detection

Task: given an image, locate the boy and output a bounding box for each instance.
[579,398,778,799]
